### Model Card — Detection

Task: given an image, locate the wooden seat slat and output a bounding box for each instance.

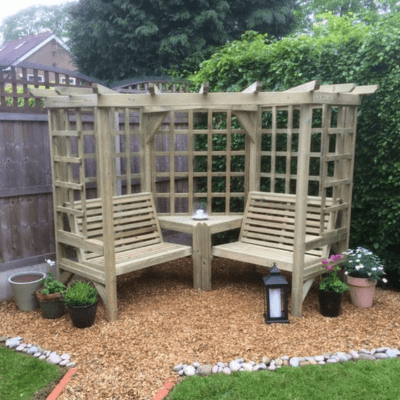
[63,192,192,278]
[212,191,335,278]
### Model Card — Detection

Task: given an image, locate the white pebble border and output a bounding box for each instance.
[0,335,76,368]
[173,347,400,377]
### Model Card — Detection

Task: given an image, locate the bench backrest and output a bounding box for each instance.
[240,192,333,257]
[71,193,163,259]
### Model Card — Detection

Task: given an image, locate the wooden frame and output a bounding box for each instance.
[30,80,378,320]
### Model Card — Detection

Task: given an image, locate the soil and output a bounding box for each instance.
[1,257,400,400]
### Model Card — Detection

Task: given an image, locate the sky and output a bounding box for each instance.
[0,0,76,26]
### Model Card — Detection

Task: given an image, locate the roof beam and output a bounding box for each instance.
[92,83,116,94]
[242,81,262,93]
[148,82,161,95]
[199,82,209,94]
[233,111,257,143]
[285,80,321,92]
[317,83,355,93]
[350,84,380,95]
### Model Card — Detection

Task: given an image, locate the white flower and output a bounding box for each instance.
[372,267,377,271]
[344,271,349,275]
[383,278,388,283]
[45,259,55,266]
[368,273,371,276]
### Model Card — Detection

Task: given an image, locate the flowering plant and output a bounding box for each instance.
[342,247,387,282]
[319,254,349,293]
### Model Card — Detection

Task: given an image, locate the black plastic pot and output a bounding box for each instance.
[67,301,98,329]
[319,289,343,317]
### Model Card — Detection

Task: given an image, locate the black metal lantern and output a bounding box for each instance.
[263,263,289,324]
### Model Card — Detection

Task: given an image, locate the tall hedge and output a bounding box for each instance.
[189,13,400,275]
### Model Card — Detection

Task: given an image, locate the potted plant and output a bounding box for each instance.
[36,267,66,319]
[64,281,99,328]
[343,247,387,308]
[318,254,349,317]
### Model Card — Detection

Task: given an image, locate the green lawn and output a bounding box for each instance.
[0,345,65,400]
[168,358,400,400]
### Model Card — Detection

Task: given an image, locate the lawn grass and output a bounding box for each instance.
[0,345,65,400]
[168,358,400,400]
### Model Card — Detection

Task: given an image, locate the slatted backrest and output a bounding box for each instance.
[71,193,163,259]
[240,192,333,257]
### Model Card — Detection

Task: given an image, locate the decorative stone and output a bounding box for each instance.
[262,356,270,365]
[33,352,41,358]
[349,350,359,360]
[326,358,338,364]
[177,369,184,376]
[197,364,213,376]
[315,356,324,362]
[359,349,371,355]
[192,361,200,368]
[218,366,223,373]
[27,346,38,355]
[309,359,317,365]
[39,355,47,360]
[183,366,196,376]
[212,365,218,374]
[45,351,51,357]
[61,353,70,360]
[217,362,225,368]
[268,365,276,371]
[228,361,241,372]
[0,336,9,342]
[281,356,289,360]
[299,361,310,367]
[239,367,245,371]
[275,358,283,367]
[358,354,376,361]
[234,358,244,364]
[259,363,267,370]
[386,349,398,358]
[47,354,62,365]
[173,364,183,372]
[338,355,348,363]
[283,360,289,367]
[289,357,299,367]
[223,367,231,375]
[26,344,32,348]
[377,347,389,353]
[59,360,70,366]
[249,361,256,366]
[318,361,326,365]
[242,363,253,372]
[252,364,261,371]
[15,345,25,352]
[374,353,389,359]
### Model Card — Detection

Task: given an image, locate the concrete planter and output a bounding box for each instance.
[347,275,377,308]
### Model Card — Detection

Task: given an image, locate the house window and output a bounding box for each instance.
[60,77,77,85]
[27,74,44,82]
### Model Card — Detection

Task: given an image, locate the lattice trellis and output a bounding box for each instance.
[30,80,378,322]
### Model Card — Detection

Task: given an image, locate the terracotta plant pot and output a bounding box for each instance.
[319,289,343,317]
[36,290,66,319]
[347,276,377,308]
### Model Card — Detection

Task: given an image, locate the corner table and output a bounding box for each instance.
[158,215,243,290]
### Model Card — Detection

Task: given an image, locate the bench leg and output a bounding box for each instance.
[302,278,315,302]
[200,223,212,291]
[192,223,202,290]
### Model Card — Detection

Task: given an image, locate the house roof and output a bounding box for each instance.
[0,31,70,67]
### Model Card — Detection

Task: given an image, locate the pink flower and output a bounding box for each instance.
[330,255,336,261]
[327,265,333,270]
[335,254,342,261]
[322,259,329,265]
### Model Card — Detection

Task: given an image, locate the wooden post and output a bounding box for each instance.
[291,104,313,317]
[200,222,212,290]
[97,107,118,321]
[192,222,202,289]
[248,108,261,192]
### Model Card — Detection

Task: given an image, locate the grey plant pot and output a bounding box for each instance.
[8,271,46,311]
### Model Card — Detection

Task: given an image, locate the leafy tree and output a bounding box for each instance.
[190,12,400,278]
[67,0,297,82]
[0,3,76,43]
[293,0,400,33]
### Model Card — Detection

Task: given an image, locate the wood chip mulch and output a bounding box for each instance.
[2,258,400,400]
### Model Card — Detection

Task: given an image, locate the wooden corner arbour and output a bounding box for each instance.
[30,80,378,321]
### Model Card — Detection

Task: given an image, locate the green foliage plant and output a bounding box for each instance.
[40,273,66,295]
[343,247,387,282]
[64,281,98,307]
[189,12,400,278]
[319,254,349,293]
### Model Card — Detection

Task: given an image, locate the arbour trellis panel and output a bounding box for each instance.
[30,81,378,321]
